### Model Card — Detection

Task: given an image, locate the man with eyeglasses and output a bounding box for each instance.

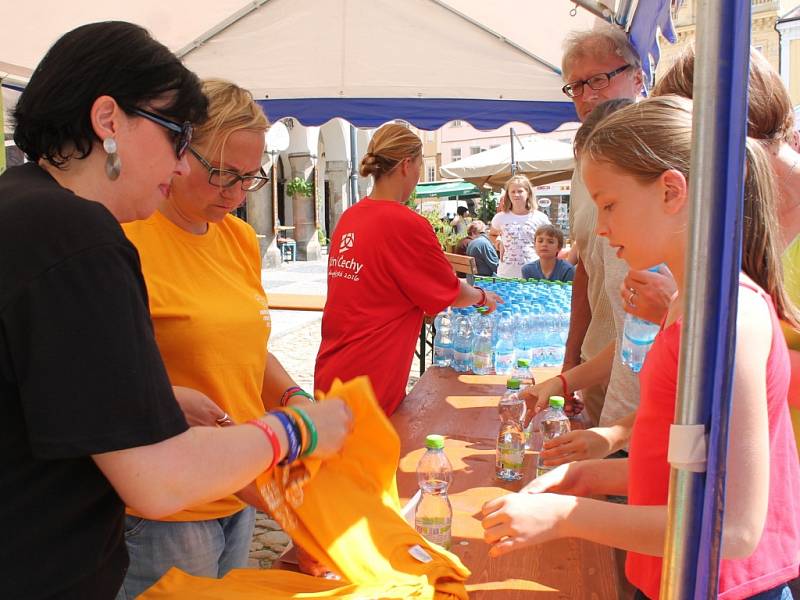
[522,24,676,461]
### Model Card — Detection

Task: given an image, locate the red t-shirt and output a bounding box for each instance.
[315,199,460,415]
[627,276,800,599]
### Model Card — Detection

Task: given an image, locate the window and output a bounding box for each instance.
[470,146,482,155]
[451,120,462,127]
[490,144,500,150]
[451,148,462,162]
[427,165,436,181]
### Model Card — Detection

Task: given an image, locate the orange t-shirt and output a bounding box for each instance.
[123,210,270,521]
[141,377,469,599]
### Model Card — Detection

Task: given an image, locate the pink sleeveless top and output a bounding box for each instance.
[626,275,800,599]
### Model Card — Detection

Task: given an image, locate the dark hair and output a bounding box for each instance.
[14,21,208,166]
[534,224,565,249]
[573,98,635,158]
[456,206,468,216]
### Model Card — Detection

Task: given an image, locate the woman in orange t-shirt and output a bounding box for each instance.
[120,80,338,597]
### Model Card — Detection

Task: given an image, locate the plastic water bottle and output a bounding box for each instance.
[415,434,453,549]
[620,266,662,373]
[496,379,525,481]
[471,308,494,375]
[493,309,515,375]
[432,309,452,367]
[512,358,532,384]
[537,396,571,477]
[513,307,534,368]
[451,309,473,373]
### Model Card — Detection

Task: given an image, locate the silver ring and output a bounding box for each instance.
[627,287,637,307]
[216,413,233,426]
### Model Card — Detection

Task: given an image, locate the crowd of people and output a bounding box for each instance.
[1,15,799,600]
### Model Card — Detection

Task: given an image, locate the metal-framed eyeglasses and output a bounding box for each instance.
[561,64,631,99]
[188,147,270,192]
[131,108,193,159]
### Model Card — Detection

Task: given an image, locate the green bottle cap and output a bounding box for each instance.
[425,434,445,449]
[549,395,565,408]
[516,358,530,367]
[506,378,521,390]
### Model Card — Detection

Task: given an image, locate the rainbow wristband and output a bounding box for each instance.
[288,406,318,457]
[270,411,301,465]
[279,386,303,407]
[288,389,315,403]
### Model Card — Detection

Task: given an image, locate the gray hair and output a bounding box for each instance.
[562,23,642,79]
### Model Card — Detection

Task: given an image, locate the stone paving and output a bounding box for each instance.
[247,256,424,568]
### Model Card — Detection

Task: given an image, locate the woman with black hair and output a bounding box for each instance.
[0,21,350,599]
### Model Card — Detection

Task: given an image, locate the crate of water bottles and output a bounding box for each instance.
[432,277,572,375]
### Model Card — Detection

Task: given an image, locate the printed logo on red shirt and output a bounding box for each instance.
[339,232,355,253]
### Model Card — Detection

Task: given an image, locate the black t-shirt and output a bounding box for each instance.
[0,164,189,599]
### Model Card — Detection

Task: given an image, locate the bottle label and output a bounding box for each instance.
[497,444,524,469]
[415,517,452,548]
[472,354,492,369]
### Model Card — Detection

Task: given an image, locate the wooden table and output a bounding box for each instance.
[268,292,326,312]
[391,367,623,599]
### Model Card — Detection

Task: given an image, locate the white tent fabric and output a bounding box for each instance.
[439,136,575,188]
[0,1,596,132]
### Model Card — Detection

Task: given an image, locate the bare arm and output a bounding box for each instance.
[452,280,503,313]
[260,352,302,410]
[93,400,352,520]
[563,258,591,371]
[521,340,615,419]
[485,287,773,561]
[537,411,636,467]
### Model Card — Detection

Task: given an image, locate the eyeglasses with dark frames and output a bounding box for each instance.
[561,64,631,99]
[131,108,193,159]
[189,147,270,192]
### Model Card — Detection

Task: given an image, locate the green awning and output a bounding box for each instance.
[414,180,480,199]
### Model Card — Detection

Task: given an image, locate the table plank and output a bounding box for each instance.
[268,292,326,312]
[392,367,621,600]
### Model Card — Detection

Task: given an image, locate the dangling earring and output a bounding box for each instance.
[103,137,121,181]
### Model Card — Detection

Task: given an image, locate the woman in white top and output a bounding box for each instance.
[490,175,551,278]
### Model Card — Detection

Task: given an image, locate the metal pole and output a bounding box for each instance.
[660,0,750,598]
[349,124,359,206]
[510,127,517,176]
[271,151,279,234]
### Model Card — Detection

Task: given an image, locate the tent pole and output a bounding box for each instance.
[509,127,516,176]
[659,0,750,598]
[349,124,359,206]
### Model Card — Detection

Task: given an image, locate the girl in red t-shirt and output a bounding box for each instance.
[481,96,800,599]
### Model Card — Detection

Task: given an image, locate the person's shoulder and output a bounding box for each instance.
[0,164,124,248]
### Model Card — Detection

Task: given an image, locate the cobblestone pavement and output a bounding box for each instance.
[248,257,424,568]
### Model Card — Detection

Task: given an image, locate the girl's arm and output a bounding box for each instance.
[485,286,772,560]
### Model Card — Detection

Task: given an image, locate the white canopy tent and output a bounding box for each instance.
[0,0,597,133]
[439,136,575,188]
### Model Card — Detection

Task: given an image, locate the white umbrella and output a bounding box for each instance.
[439,135,575,189]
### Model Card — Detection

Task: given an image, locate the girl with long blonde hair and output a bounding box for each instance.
[481,96,800,599]
[489,175,551,278]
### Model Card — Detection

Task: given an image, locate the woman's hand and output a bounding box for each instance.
[620,265,675,324]
[301,399,353,459]
[481,492,573,557]
[482,291,503,314]
[172,386,229,427]
[537,429,616,467]
[521,462,590,497]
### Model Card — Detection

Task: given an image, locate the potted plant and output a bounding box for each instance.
[286,177,313,197]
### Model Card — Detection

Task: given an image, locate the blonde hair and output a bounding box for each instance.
[654,46,795,145]
[502,175,535,212]
[562,23,642,78]
[573,97,635,159]
[359,123,422,179]
[192,79,269,160]
[581,95,797,324]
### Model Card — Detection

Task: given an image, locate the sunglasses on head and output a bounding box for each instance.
[131,108,193,159]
